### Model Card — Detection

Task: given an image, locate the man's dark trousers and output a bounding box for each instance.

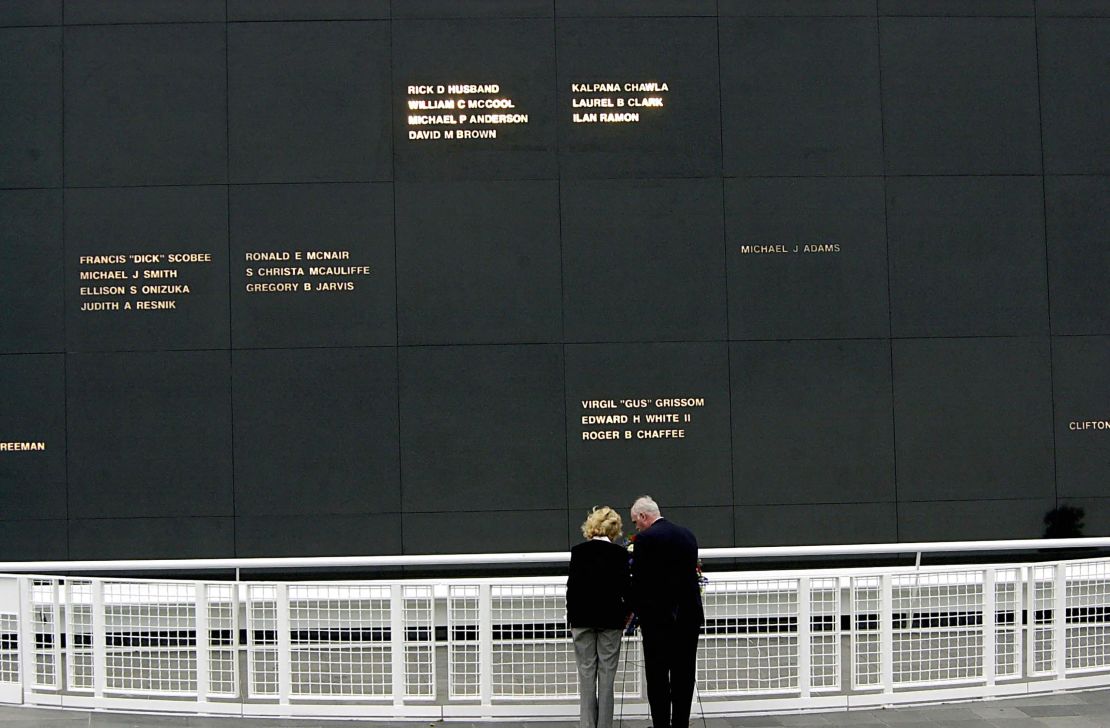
[640,609,700,728]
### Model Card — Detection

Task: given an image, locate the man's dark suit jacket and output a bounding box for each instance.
[566,539,631,630]
[630,518,704,627]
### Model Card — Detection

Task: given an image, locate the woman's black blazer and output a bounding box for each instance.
[566,539,631,630]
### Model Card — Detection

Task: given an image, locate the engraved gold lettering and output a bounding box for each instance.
[0,441,46,451]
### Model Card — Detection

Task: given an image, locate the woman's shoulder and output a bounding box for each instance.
[571,539,603,554]
[572,539,628,554]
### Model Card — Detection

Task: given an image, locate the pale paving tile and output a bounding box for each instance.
[1021,705,1088,717]
[822,710,887,724]
[984,720,1051,728]
[725,717,785,727]
[1030,718,1106,728]
[89,715,190,727]
[871,709,941,723]
[1008,694,1087,707]
[969,704,1036,720]
[774,713,837,725]
[0,707,88,722]
[699,719,738,728]
[915,706,981,721]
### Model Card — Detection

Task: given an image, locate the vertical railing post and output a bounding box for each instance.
[234,579,244,701]
[276,584,291,706]
[478,583,493,710]
[232,582,242,701]
[91,580,106,700]
[797,577,811,699]
[983,568,995,687]
[880,574,893,696]
[1015,566,1025,678]
[390,584,405,708]
[18,578,34,701]
[195,583,209,706]
[1054,563,1068,682]
[1025,565,1036,678]
[50,581,62,692]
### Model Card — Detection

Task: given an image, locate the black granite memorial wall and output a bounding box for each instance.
[1,0,1108,559]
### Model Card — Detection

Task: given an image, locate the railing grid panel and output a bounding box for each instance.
[403,586,435,699]
[892,571,984,686]
[10,552,1110,717]
[491,584,573,698]
[1066,561,1110,674]
[448,585,479,699]
[0,614,18,684]
[810,578,840,691]
[63,580,91,692]
[247,585,278,696]
[206,584,238,696]
[287,585,392,698]
[102,581,197,695]
[697,579,799,695]
[995,570,1020,679]
[851,577,881,689]
[31,580,62,690]
[614,635,642,698]
[1033,566,1056,676]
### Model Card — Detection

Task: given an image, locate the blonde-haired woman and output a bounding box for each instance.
[566,506,631,728]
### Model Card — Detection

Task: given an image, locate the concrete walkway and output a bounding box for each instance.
[3,690,1110,728]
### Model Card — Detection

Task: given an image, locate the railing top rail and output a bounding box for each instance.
[1,536,1108,573]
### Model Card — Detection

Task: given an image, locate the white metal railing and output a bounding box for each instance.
[2,538,1110,719]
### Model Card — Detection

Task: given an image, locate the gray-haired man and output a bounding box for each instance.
[629,496,703,728]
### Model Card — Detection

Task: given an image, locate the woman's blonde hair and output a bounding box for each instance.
[581,506,622,540]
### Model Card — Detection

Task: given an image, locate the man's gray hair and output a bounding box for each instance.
[631,495,660,518]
